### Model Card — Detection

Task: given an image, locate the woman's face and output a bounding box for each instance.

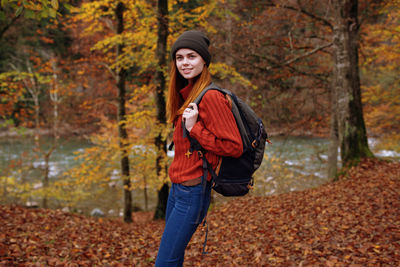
[175,48,205,82]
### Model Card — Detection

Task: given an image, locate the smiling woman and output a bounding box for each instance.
[155,30,243,266]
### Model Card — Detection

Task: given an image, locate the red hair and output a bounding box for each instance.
[166,61,212,123]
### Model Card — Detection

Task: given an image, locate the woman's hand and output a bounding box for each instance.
[182,103,198,132]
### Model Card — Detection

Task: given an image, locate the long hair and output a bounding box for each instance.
[166,60,212,123]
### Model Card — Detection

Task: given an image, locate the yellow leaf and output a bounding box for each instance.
[51,0,59,10]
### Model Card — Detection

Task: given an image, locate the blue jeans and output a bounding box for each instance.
[155,181,211,267]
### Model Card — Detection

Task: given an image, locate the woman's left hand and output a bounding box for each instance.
[183,103,198,132]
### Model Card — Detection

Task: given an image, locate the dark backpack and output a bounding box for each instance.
[184,83,269,197]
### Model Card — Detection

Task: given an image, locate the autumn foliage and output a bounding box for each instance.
[1,158,399,266]
[1,0,399,264]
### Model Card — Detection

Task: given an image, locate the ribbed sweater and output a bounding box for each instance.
[168,84,243,184]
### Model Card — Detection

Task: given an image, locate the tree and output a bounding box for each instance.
[115,2,132,223]
[0,50,71,208]
[73,0,160,221]
[7,54,55,208]
[331,0,373,167]
[0,0,80,206]
[153,0,169,220]
[223,0,373,172]
[266,0,374,170]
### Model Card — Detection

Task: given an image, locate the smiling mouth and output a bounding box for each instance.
[182,69,192,74]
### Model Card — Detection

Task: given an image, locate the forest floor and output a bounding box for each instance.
[1,158,399,266]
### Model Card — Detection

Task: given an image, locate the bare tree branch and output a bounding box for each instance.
[267,0,334,30]
[99,62,116,80]
[0,12,22,39]
[250,42,333,71]
[278,42,333,67]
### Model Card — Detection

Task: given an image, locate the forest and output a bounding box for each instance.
[0,0,399,265]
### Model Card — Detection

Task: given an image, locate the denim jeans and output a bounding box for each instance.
[155,180,211,267]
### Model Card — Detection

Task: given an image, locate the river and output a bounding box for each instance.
[0,136,398,215]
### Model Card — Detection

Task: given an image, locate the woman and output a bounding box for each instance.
[155,30,243,266]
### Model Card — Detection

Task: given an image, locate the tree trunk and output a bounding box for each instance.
[41,55,61,209]
[332,0,373,167]
[116,2,132,223]
[50,57,60,143]
[153,0,169,220]
[144,175,148,211]
[327,100,339,179]
[154,183,169,220]
[42,152,50,208]
[328,46,339,179]
[33,96,40,150]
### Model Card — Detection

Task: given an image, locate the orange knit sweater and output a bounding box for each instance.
[168,84,243,184]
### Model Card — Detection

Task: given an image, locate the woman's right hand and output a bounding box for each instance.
[182,103,198,132]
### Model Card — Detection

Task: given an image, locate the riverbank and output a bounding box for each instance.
[1,158,399,266]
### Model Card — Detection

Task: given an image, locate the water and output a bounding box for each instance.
[0,136,398,214]
[253,136,331,196]
[0,137,93,180]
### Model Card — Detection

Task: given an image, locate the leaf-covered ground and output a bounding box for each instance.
[1,158,399,266]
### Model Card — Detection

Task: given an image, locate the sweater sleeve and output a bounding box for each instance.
[189,90,243,158]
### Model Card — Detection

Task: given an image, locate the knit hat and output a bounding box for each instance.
[171,30,211,67]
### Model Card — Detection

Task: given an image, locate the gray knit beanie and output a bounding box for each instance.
[171,30,211,67]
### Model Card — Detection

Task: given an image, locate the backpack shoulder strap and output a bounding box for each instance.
[193,83,252,150]
[193,83,232,106]
[183,83,226,139]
